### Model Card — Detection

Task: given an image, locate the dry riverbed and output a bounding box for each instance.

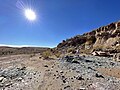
[0,54,120,90]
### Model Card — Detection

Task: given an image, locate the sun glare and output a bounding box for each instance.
[24,9,36,21]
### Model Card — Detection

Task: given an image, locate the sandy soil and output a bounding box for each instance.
[97,68,120,78]
[0,54,84,90]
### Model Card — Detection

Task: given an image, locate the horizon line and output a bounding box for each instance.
[0,44,54,48]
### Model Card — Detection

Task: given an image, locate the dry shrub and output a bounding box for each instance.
[54,52,61,58]
[42,50,52,59]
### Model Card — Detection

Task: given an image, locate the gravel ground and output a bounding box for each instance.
[59,55,120,90]
[0,54,120,90]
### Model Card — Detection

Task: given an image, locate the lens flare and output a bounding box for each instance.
[16,0,38,22]
[24,9,36,21]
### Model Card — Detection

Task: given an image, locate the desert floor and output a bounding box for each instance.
[0,54,120,90]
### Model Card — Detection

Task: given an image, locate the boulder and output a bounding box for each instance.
[92,51,110,57]
[63,55,74,62]
[2,78,8,84]
[92,51,99,56]
[0,77,4,82]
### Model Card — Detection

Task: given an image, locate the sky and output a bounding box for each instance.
[0,0,120,47]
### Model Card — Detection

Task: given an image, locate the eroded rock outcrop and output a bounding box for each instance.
[57,21,120,54]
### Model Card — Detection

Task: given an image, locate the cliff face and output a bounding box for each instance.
[57,21,120,53]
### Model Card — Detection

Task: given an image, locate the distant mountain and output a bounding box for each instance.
[57,21,120,54]
[0,46,49,56]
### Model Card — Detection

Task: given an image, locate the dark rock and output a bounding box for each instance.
[72,67,76,70]
[60,70,64,73]
[52,66,54,68]
[85,60,93,63]
[110,62,115,66]
[56,77,59,79]
[33,72,36,75]
[74,55,82,60]
[95,73,104,78]
[72,60,80,64]
[28,77,32,79]
[56,70,58,73]
[5,82,12,87]
[88,67,96,71]
[63,80,66,83]
[64,85,70,89]
[76,76,84,80]
[46,69,50,71]
[79,88,86,90]
[62,76,65,79]
[64,56,74,62]
[54,74,56,77]
[88,67,92,69]
[76,71,80,73]
[82,55,86,58]
[44,65,48,67]
[73,76,76,78]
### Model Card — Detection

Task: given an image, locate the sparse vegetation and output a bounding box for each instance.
[42,50,52,59]
[54,52,61,58]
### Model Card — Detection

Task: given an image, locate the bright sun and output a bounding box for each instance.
[24,9,37,21]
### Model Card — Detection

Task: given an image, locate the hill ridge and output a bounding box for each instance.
[57,21,120,54]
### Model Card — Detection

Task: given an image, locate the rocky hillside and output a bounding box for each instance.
[57,21,120,54]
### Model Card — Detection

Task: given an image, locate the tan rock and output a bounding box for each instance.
[92,51,110,57]
[113,53,120,61]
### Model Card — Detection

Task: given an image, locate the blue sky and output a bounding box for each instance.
[0,0,120,47]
